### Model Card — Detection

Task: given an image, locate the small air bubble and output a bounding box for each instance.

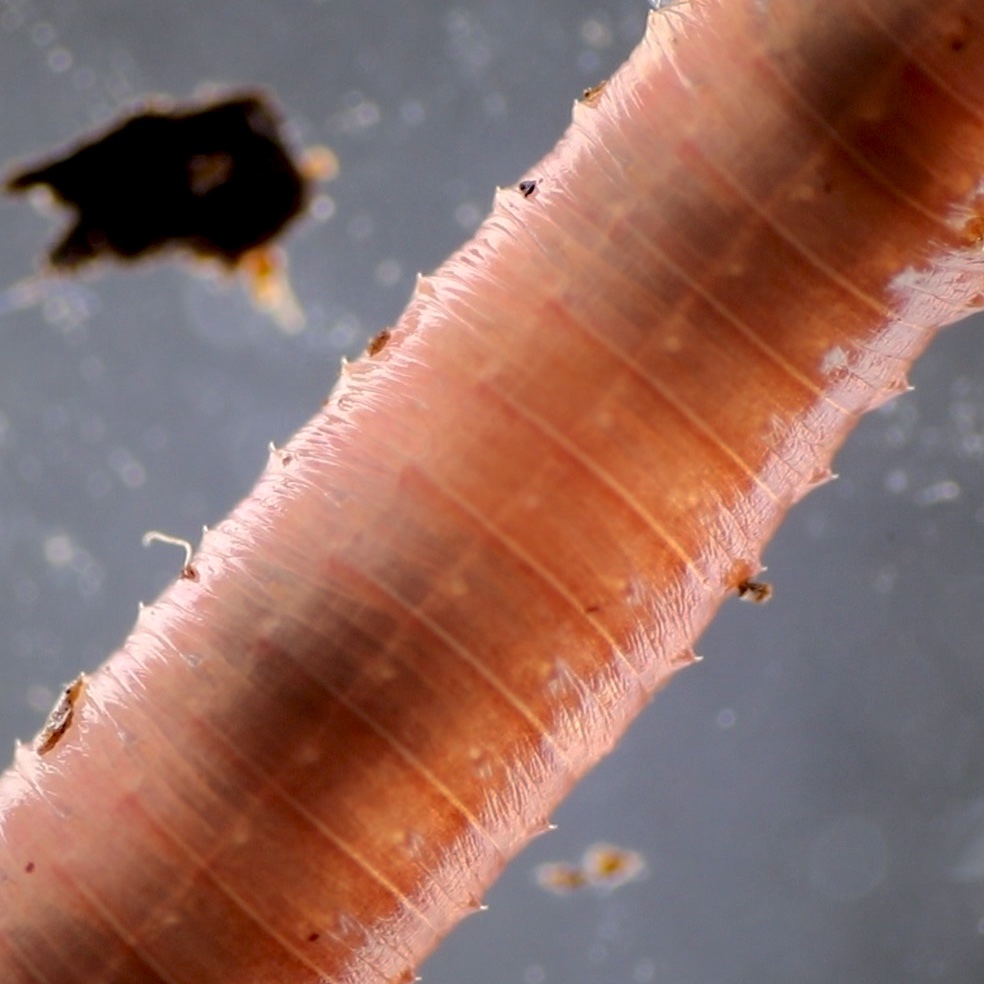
[915,480,961,506]
[108,446,147,489]
[347,213,373,242]
[884,469,908,494]
[576,50,601,74]
[41,284,96,332]
[46,45,72,72]
[26,684,54,713]
[29,20,55,45]
[332,93,381,133]
[715,707,737,729]
[523,965,546,984]
[482,91,506,117]
[884,425,908,448]
[806,512,827,539]
[43,533,74,567]
[76,561,104,597]
[374,258,402,288]
[309,193,336,222]
[105,73,134,104]
[872,566,897,595]
[72,65,95,89]
[400,99,425,126]
[0,8,25,31]
[88,100,114,125]
[454,201,481,231]
[327,315,359,349]
[579,17,613,48]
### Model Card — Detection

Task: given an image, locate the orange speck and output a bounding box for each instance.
[534,862,588,895]
[301,144,340,183]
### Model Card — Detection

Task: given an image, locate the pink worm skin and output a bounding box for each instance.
[3,0,984,981]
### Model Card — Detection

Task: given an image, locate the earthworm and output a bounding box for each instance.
[3,0,984,981]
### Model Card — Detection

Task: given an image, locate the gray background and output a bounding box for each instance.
[1,1,984,981]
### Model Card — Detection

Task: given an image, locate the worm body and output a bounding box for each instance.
[2,1,984,981]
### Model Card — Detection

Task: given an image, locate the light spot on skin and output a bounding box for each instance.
[821,345,849,376]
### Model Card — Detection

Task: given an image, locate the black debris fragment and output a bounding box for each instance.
[6,92,309,268]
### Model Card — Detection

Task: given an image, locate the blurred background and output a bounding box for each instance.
[1,1,983,980]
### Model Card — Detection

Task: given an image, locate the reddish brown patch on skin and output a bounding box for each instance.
[24,862,35,874]
[35,675,86,755]
[307,932,320,943]
[959,206,984,248]
[367,329,391,357]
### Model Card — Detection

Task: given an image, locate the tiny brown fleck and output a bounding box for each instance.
[36,674,86,755]
[518,178,538,198]
[737,579,773,604]
[367,328,391,357]
[581,842,646,890]
[534,861,587,895]
[307,932,320,943]
[180,564,199,581]
[24,862,35,874]
[580,80,607,107]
